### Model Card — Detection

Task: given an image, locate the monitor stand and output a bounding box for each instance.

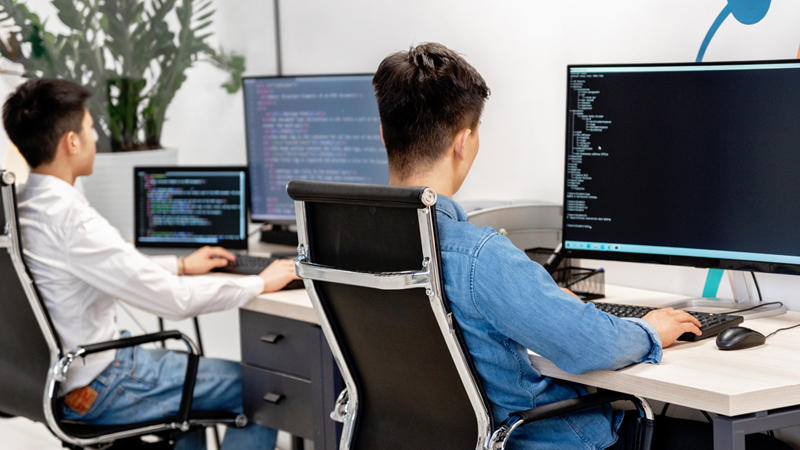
[260,224,299,246]
[663,270,786,319]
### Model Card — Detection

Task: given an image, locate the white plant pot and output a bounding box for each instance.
[80,148,178,242]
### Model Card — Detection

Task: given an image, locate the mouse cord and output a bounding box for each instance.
[765,323,800,340]
[751,272,763,302]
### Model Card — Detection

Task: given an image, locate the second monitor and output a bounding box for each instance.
[243,74,390,224]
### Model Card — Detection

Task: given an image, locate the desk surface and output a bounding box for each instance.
[529,285,800,417]
[244,282,800,417]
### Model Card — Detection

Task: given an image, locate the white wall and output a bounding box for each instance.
[162,0,800,304]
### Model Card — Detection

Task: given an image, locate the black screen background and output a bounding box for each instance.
[564,66,800,258]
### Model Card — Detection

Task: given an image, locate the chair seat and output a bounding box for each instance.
[58,410,240,439]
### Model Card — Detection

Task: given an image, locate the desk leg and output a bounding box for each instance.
[712,416,745,450]
[290,436,304,450]
[310,325,343,450]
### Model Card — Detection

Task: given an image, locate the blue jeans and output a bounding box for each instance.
[60,342,277,450]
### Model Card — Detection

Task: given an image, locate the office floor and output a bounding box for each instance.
[0,416,301,450]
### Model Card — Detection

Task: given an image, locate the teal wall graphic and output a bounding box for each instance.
[698,0,772,61]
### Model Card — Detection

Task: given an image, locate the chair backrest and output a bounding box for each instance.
[288,181,492,450]
[0,170,62,423]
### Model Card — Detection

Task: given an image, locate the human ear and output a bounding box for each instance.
[453,128,472,161]
[380,124,386,147]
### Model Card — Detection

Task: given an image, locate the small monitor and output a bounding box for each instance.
[242,74,389,223]
[134,167,248,249]
[561,59,800,275]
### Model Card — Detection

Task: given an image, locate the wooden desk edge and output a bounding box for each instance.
[528,354,800,417]
[241,294,320,325]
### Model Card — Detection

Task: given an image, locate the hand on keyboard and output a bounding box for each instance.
[642,308,702,347]
[259,259,301,294]
[183,246,236,275]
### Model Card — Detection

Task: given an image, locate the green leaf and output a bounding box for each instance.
[52,0,83,30]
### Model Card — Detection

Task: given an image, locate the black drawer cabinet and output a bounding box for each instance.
[239,308,343,450]
[240,308,314,378]
[241,365,314,439]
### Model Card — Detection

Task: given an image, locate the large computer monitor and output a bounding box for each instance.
[561,59,800,277]
[134,166,249,249]
[243,74,389,223]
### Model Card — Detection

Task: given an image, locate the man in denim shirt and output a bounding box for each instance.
[371,43,791,450]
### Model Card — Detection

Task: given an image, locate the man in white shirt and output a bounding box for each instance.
[3,78,296,449]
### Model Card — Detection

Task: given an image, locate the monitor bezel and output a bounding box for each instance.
[242,73,377,224]
[560,58,800,276]
[134,165,250,250]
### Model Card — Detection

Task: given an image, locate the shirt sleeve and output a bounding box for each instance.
[471,234,662,374]
[66,213,265,321]
[147,255,179,274]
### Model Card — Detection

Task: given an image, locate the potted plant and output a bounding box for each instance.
[0,0,246,239]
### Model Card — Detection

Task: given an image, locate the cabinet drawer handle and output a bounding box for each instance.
[261,334,283,344]
[263,393,284,404]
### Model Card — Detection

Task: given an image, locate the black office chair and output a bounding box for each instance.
[0,170,246,449]
[287,180,654,450]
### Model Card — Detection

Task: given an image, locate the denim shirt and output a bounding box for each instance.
[435,196,662,450]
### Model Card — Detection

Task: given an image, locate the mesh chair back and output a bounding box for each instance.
[289,181,491,450]
[0,171,60,423]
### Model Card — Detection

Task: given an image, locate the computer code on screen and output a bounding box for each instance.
[136,170,246,245]
[563,63,800,260]
[243,76,389,221]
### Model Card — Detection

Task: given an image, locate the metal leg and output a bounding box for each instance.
[713,415,746,450]
[291,436,305,450]
[191,317,222,449]
[158,317,166,348]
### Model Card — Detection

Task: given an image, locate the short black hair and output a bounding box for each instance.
[2,78,92,168]
[373,42,490,179]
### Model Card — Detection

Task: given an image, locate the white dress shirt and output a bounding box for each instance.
[17,174,265,394]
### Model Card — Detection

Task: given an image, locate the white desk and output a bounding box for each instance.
[529,285,800,417]
[250,284,800,450]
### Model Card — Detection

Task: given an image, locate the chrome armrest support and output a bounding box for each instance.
[53,348,87,383]
[488,416,523,450]
[330,388,350,423]
[295,249,430,290]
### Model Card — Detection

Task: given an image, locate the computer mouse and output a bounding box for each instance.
[716,326,766,351]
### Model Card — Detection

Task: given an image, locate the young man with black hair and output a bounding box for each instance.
[2,78,297,449]
[373,43,790,450]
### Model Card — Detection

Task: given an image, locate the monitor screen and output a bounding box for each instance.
[134,167,248,249]
[243,74,390,223]
[561,60,800,274]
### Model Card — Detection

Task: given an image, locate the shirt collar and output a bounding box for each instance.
[24,173,90,205]
[435,195,468,222]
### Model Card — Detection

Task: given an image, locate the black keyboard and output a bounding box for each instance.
[213,255,278,275]
[593,302,744,341]
[213,255,304,290]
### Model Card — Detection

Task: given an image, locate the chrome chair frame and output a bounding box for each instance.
[291,181,654,450]
[0,170,245,449]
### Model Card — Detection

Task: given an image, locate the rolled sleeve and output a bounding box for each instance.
[621,318,662,364]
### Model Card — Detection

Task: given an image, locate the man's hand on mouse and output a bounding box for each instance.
[259,259,301,293]
[181,246,236,275]
[642,307,702,348]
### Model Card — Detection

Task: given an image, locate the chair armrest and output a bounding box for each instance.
[53,330,201,431]
[489,390,654,450]
[510,390,633,424]
[78,331,190,356]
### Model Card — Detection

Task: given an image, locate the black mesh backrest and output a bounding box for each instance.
[289,181,482,450]
[0,179,56,423]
